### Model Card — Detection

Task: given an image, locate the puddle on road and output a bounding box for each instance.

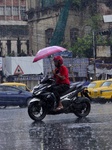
[28,116,112,150]
[0,104,112,150]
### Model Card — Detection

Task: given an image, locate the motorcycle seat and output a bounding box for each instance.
[61,82,83,96]
[61,85,77,96]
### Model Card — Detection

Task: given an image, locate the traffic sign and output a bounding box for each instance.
[14,65,24,75]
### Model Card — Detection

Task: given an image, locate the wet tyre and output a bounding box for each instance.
[74,98,91,117]
[28,102,47,121]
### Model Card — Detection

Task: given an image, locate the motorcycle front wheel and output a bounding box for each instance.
[74,99,91,117]
[28,102,47,121]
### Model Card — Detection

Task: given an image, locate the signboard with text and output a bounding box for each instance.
[96,46,111,57]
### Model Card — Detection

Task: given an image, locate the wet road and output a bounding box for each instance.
[0,103,112,150]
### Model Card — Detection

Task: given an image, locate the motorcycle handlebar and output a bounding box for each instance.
[40,76,55,84]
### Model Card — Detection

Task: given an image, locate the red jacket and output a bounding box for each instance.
[54,65,70,85]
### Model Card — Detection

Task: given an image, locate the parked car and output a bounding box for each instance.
[87,80,105,99]
[0,85,32,108]
[93,79,112,102]
[1,82,31,92]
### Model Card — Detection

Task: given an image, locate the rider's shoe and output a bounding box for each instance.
[55,106,63,111]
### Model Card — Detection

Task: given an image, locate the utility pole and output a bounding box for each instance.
[92,30,96,80]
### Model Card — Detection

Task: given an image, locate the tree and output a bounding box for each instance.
[87,14,101,31]
[69,34,93,57]
[67,1,112,58]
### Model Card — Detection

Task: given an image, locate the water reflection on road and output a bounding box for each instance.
[29,102,112,150]
[0,104,112,150]
[29,118,94,150]
[29,116,112,150]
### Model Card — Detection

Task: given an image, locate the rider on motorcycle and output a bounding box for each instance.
[52,56,70,111]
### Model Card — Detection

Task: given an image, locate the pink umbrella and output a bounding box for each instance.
[33,46,66,63]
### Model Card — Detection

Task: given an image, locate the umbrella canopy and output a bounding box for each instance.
[33,46,66,63]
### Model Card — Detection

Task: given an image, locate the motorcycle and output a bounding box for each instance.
[28,76,91,121]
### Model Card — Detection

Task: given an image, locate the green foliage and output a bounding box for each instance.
[96,35,112,46]
[68,33,112,58]
[86,14,101,30]
[69,34,93,57]
[68,11,106,58]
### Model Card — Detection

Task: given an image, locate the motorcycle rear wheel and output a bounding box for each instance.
[28,102,47,121]
[74,99,91,117]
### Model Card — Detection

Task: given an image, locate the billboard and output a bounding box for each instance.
[96,46,111,57]
[2,57,43,76]
[103,15,112,23]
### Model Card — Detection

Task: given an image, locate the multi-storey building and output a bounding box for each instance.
[0,0,29,56]
[27,0,112,55]
[26,0,112,80]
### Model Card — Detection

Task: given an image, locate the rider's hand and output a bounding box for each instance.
[53,69,59,75]
[56,73,65,80]
[52,70,55,75]
[55,70,59,74]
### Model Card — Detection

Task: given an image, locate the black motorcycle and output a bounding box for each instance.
[28,76,91,121]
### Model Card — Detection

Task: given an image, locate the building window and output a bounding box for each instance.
[70,28,79,46]
[0,6,4,15]
[13,7,19,16]
[20,6,26,20]
[6,7,12,16]
[45,28,53,47]
[7,40,11,55]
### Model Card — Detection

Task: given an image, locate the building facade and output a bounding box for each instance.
[27,0,112,55]
[0,0,30,57]
[26,0,112,80]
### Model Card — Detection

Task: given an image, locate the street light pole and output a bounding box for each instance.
[92,30,96,80]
